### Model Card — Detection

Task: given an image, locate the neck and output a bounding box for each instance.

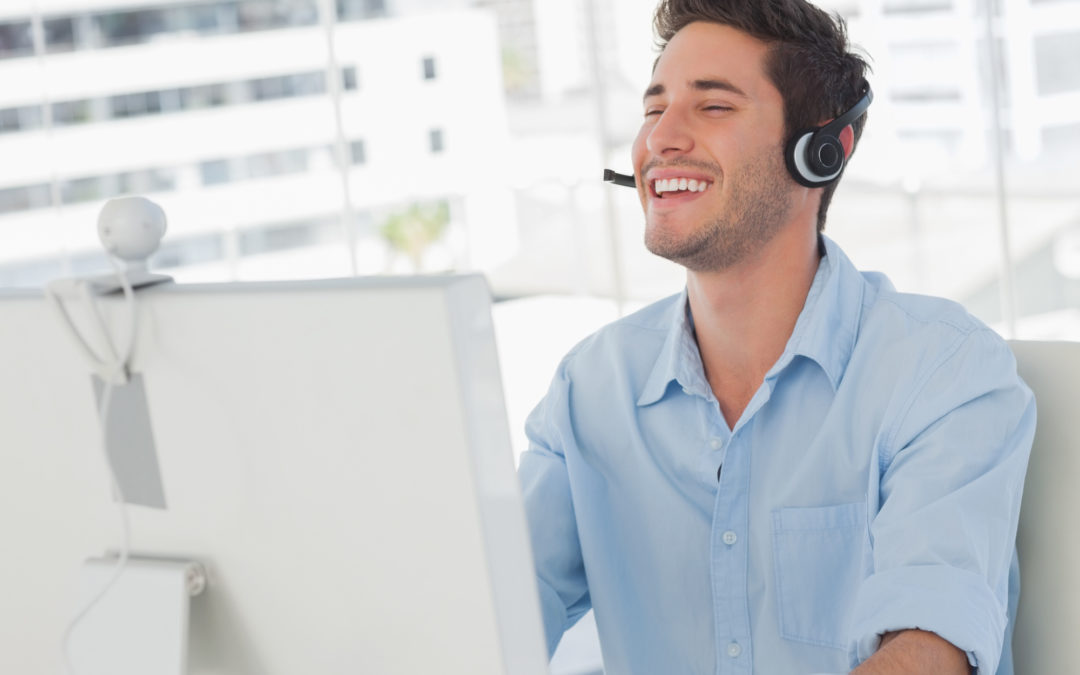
[687,222,821,428]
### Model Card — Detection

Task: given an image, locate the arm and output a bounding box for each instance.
[850,630,970,674]
[848,329,1035,674]
[518,355,591,657]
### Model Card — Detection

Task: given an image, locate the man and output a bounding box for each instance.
[518,1,1035,674]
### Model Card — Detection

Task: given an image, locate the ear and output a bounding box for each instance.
[839,125,855,159]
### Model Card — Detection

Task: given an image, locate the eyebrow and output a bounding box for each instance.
[643,78,750,101]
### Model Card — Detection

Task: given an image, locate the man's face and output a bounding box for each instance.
[632,21,797,272]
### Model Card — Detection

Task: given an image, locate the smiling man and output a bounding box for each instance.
[518,1,1035,674]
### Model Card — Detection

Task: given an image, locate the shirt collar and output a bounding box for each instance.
[775,235,864,390]
[636,235,864,407]
[637,288,709,406]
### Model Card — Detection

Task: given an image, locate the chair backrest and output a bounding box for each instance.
[1009,340,1080,674]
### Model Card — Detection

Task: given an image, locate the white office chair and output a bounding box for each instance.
[1009,340,1080,674]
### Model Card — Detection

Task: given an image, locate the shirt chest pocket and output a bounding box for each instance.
[771,502,868,650]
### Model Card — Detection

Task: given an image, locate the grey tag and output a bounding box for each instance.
[91,373,167,509]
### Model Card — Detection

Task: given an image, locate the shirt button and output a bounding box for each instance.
[709,437,723,450]
[727,642,742,658]
[722,530,737,546]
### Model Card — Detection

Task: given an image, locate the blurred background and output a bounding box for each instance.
[1,0,1077,672]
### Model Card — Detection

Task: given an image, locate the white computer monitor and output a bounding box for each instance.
[0,274,548,675]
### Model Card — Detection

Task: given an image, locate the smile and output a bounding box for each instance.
[654,178,711,196]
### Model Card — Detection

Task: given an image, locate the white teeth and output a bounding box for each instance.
[654,177,710,194]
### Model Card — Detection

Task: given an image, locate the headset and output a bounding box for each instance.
[604,83,873,190]
[784,84,872,188]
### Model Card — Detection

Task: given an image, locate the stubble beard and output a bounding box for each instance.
[644,148,795,273]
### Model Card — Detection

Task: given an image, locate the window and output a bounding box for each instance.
[95,9,168,47]
[109,91,162,119]
[239,217,339,256]
[187,4,223,34]
[52,100,93,126]
[44,18,76,53]
[61,176,105,204]
[158,88,185,114]
[350,139,366,165]
[186,83,228,109]
[0,105,43,134]
[237,0,318,31]
[0,108,19,133]
[290,71,325,96]
[246,148,309,178]
[117,168,175,194]
[422,56,437,81]
[251,72,324,101]
[151,233,225,270]
[429,128,444,153]
[342,66,358,91]
[1035,32,1080,96]
[337,0,388,21]
[251,75,286,101]
[200,159,233,186]
[0,22,33,59]
[0,184,50,214]
[883,0,952,12]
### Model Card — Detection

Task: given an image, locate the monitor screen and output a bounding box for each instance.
[0,274,548,675]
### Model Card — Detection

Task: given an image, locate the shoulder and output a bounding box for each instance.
[861,271,986,337]
[856,271,1009,366]
[852,273,1031,453]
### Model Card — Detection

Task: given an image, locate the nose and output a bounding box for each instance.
[646,107,694,157]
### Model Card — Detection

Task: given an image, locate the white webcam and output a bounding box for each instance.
[86,196,173,294]
[97,196,168,266]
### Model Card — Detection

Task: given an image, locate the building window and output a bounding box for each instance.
[337,0,388,22]
[61,176,106,205]
[0,21,33,59]
[186,83,228,109]
[0,105,43,134]
[151,233,225,270]
[109,91,163,119]
[246,148,309,179]
[0,184,51,214]
[94,8,169,47]
[883,0,952,13]
[200,159,233,186]
[1035,32,1080,96]
[422,56,437,81]
[342,66,358,91]
[44,18,76,53]
[52,100,93,126]
[429,128,444,154]
[252,71,325,100]
[237,0,318,32]
[350,139,366,164]
[117,168,175,194]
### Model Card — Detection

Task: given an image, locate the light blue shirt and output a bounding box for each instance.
[519,237,1035,675]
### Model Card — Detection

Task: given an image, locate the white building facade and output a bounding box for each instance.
[0,0,514,285]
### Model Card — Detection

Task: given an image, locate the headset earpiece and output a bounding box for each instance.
[786,130,844,188]
[785,85,873,189]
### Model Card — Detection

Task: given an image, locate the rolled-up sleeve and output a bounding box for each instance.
[850,329,1036,674]
[518,354,591,657]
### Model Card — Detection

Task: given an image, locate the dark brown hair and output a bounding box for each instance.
[654,0,870,232]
